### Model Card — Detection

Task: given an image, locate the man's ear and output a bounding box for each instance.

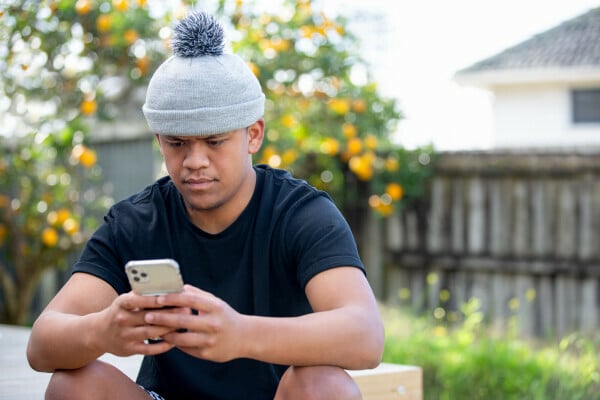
[154,133,162,150]
[247,119,265,154]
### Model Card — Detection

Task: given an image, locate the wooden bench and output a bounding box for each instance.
[0,324,422,400]
[351,363,422,400]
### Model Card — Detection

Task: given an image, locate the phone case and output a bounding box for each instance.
[125,259,184,295]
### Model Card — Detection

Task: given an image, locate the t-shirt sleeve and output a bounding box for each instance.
[281,194,365,288]
[71,209,131,294]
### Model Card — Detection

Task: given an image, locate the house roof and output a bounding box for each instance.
[455,7,600,87]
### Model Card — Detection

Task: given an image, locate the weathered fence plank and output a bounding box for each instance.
[489,179,510,256]
[467,177,486,254]
[556,180,577,259]
[450,179,464,254]
[427,178,446,253]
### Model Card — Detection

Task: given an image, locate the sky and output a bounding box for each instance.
[323,0,600,151]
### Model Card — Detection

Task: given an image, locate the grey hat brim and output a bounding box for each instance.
[143,94,265,135]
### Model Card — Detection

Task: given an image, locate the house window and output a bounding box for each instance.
[572,89,600,123]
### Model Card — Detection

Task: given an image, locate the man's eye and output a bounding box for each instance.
[208,139,226,146]
[168,140,184,147]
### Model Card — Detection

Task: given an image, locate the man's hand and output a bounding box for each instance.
[143,285,245,362]
[95,291,190,357]
[27,273,193,372]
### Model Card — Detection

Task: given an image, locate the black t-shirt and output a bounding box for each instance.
[73,165,364,399]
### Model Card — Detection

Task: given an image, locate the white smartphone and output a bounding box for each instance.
[125,258,184,296]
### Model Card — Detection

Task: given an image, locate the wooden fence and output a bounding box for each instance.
[361,151,600,338]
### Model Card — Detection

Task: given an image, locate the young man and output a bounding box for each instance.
[27,12,384,400]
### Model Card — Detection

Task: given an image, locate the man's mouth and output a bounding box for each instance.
[183,177,216,189]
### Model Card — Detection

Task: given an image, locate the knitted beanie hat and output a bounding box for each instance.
[143,12,265,135]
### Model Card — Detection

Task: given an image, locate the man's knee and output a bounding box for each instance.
[46,363,100,400]
[275,366,362,400]
[45,360,144,400]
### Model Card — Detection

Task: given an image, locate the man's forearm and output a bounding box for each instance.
[27,311,105,372]
[240,306,384,370]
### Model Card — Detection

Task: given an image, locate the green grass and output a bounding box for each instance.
[381,300,600,400]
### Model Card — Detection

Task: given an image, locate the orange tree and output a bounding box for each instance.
[0,0,434,325]
[0,0,168,324]
[221,0,435,224]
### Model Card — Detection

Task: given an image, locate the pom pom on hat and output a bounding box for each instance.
[171,12,225,57]
[143,11,265,136]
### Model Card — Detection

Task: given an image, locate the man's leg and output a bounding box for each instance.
[45,359,153,400]
[274,365,362,400]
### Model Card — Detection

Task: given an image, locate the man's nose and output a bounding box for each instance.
[183,143,210,169]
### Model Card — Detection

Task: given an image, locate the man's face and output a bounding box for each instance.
[156,121,264,217]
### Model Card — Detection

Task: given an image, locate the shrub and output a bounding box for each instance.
[382,302,600,399]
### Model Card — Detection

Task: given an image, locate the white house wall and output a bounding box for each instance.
[492,83,600,149]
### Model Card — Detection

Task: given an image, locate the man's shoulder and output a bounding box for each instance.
[254,164,338,221]
[108,176,176,218]
[255,164,327,199]
[128,175,174,202]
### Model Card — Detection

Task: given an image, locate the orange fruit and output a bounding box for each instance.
[364,134,378,150]
[327,98,350,115]
[385,157,400,172]
[320,138,340,156]
[124,29,139,44]
[42,227,59,247]
[351,99,367,113]
[113,0,128,11]
[385,183,404,201]
[346,137,362,155]
[56,208,71,225]
[342,123,357,138]
[281,114,297,128]
[80,99,97,116]
[79,148,97,167]
[75,0,92,15]
[96,14,112,32]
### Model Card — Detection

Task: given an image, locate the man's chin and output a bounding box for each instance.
[184,196,223,214]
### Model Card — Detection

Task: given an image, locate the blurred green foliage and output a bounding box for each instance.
[382,300,600,400]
